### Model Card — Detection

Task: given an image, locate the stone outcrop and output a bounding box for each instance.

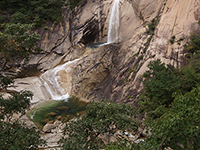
[71,44,120,101]
[42,120,64,133]
[13,0,199,104]
[7,77,51,108]
[1,0,199,102]
[69,0,200,103]
[40,120,66,149]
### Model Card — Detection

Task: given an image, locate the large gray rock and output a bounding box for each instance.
[71,44,120,101]
[70,0,200,104]
[42,123,58,133]
[7,77,51,108]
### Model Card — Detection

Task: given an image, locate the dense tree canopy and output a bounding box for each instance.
[140,87,200,150]
[0,22,45,149]
[0,90,46,149]
[0,23,41,70]
[59,100,138,150]
[0,0,64,27]
[0,120,45,150]
[0,87,46,149]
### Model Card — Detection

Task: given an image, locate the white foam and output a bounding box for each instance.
[107,0,120,43]
[40,59,79,101]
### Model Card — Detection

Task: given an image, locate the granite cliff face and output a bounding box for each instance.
[24,0,200,103]
[4,0,199,148]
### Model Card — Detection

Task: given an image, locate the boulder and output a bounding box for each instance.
[42,123,58,133]
[7,77,51,107]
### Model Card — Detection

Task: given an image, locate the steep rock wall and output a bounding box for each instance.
[27,0,111,71]
[25,0,200,103]
[70,0,200,103]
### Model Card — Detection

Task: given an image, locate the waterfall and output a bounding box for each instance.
[40,0,121,100]
[107,0,120,43]
[40,59,79,100]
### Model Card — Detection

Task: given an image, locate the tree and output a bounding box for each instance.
[0,90,46,149]
[0,74,14,90]
[185,32,200,54]
[0,0,64,27]
[0,23,41,70]
[139,60,182,118]
[0,117,45,150]
[0,91,32,121]
[138,57,200,149]
[59,100,138,150]
[0,22,45,149]
[141,87,200,150]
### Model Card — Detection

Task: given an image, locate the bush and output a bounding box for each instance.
[0,14,7,23]
[142,87,200,150]
[59,100,138,150]
[0,0,64,28]
[185,32,200,54]
[10,12,27,24]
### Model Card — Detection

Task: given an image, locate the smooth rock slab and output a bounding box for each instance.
[8,77,51,108]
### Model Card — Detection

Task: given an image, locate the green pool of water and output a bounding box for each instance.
[28,96,87,129]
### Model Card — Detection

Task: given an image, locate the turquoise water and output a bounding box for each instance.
[28,96,87,128]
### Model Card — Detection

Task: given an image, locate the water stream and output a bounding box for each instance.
[29,0,121,129]
[40,59,79,100]
[107,0,120,43]
[87,0,120,48]
[40,0,120,99]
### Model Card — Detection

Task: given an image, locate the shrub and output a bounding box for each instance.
[10,12,27,24]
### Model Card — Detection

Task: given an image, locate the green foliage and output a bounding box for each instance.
[185,32,200,54]
[67,0,82,10]
[169,36,175,44]
[146,18,159,34]
[43,26,50,30]
[0,0,64,27]
[139,58,200,118]
[0,19,45,149]
[0,120,46,150]
[139,59,181,117]
[139,30,200,149]
[0,89,46,149]
[105,139,139,150]
[11,12,27,24]
[142,87,200,150]
[0,74,14,90]
[0,23,41,69]
[0,90,33,121]
[0,14,7,23]
[144,30,153,53]
[138,55,143,60]
[59,100,138,150]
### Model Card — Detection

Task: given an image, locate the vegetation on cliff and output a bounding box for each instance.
[59,55,200,149]
[0,23,41,70]
[0,0,64,27]
[138,58,200,149]
[58,27,200,150]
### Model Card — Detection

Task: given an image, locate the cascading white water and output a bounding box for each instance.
[40,59,79,100]
[40,1,120,100]
[107,0,120,43]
